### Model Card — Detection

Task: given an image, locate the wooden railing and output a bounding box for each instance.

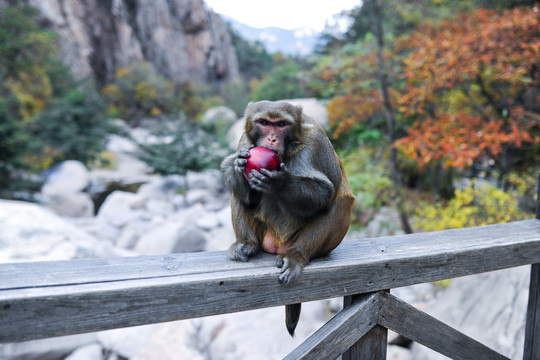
[1,181,540,359]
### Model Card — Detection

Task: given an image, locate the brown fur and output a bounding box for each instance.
[221,101,355,335]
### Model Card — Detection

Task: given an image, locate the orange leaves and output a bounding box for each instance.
[395,6,540,169]
[395,110,535,169]
[328,89,383,138]
[400,6,540,105]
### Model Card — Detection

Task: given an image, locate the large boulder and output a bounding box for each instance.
[42,160,90,198]
[411,266,530,359]
[0,199,130,263]
[134,222,206,255]
[200,106,237,134]
[41,160,94,217]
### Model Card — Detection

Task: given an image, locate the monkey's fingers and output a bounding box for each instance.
[238,148,250,158]
[278,258,303,285]
[227,242,257,262]
[248,171,273,193]
[234,158,248,173]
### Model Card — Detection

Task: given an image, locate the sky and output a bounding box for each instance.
[203,0,361,32]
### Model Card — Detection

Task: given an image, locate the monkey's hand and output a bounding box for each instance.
[248,163,287,194]
[233,148,251,175]
[276,256,304,285]
[227,242,258,262]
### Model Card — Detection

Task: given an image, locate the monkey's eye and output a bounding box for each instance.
[276,121,289,128]
[256,119,269,126]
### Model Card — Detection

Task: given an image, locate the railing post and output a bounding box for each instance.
[342,293,387,360]
[523,172,540,360]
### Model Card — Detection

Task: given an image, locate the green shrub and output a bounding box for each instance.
[135,118,228,176]
[102,62,181,123]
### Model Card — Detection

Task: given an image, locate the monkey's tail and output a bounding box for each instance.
[285,303,301,336]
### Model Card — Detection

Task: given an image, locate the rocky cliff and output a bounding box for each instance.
[26,0,239,85]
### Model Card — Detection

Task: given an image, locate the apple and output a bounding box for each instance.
[244,146,281,181]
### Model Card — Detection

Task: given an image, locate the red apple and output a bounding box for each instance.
[244,146,281,181]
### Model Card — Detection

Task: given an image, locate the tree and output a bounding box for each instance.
[395,6,540,184]
[0,2,113,193]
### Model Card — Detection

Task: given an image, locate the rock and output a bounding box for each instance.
[185,188,211,206]
[64,343,102,360]
[97,325,157,359]
[226,117,246,149]
[42,160,90,199]
[131,321,205,360]
[200,106,238,132]
[411,266,530,359]
[186,169,224,191]
[0,333,98,360]
[97,191,147,228]
[137,176,186,202]
[28,0,239,85]
[205,226,235,252]
[196,212,220,231]
[134,222,206,255]
[47,192,95,217]
[0,200,130,263]
[365,206,404,238]
[41,160,94,217]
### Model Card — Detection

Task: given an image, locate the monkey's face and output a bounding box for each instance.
[253,117,292,155]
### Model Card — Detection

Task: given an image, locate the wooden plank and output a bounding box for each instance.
[524,263,540,360]
[283,293,379,360]
[524,173,540,359]
[342,325,387,360]
[1,219,539,342]
[342,293,387,360]
[378,292,509,360]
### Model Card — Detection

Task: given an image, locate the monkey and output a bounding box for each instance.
[221,100,355,336]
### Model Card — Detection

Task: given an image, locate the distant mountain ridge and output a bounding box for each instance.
[226,17,320,56]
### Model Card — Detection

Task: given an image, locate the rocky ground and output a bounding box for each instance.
[0,106,531,359]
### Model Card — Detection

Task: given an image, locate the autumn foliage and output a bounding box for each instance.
[396,6,539,169]
[326,5,540,171]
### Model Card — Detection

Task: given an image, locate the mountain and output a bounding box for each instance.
[23,0,239,85]
[226,17,320,56]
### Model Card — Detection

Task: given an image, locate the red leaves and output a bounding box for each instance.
[395,111,535,169]
[396,6,540,169]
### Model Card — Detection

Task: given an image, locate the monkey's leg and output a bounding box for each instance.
[227,198,262,262]
[278,196,352,284]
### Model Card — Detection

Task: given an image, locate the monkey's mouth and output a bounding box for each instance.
[261,146,282,157]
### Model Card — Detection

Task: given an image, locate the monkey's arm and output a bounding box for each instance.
[221,137,261,207]
[249,166,334,218]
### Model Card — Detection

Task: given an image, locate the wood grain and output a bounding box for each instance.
[378,291,509,360]
[1,219,539,342]
[283,293,379,360]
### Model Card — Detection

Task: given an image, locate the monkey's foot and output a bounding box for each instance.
[227,242,257,262]
[278,257,304,285]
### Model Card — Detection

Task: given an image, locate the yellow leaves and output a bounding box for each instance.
[134,82,157,103]
[115,67,131,78]
[7,67,53,120]
[414,180,528,232]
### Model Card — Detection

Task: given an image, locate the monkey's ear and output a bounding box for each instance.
[294,105,303,122]
[245,101,256,115]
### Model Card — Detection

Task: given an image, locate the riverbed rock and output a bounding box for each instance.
[41,160,94,217]
[411,266,530,359]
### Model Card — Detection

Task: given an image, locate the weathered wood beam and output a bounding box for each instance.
[342,293,388,360]
[283,293,379,360]
[378,291,510,360]
[524,263,540,360]
[524,172,540,360]
[1,219,539,342]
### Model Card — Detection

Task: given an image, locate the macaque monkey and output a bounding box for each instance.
[221,101,355,335]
